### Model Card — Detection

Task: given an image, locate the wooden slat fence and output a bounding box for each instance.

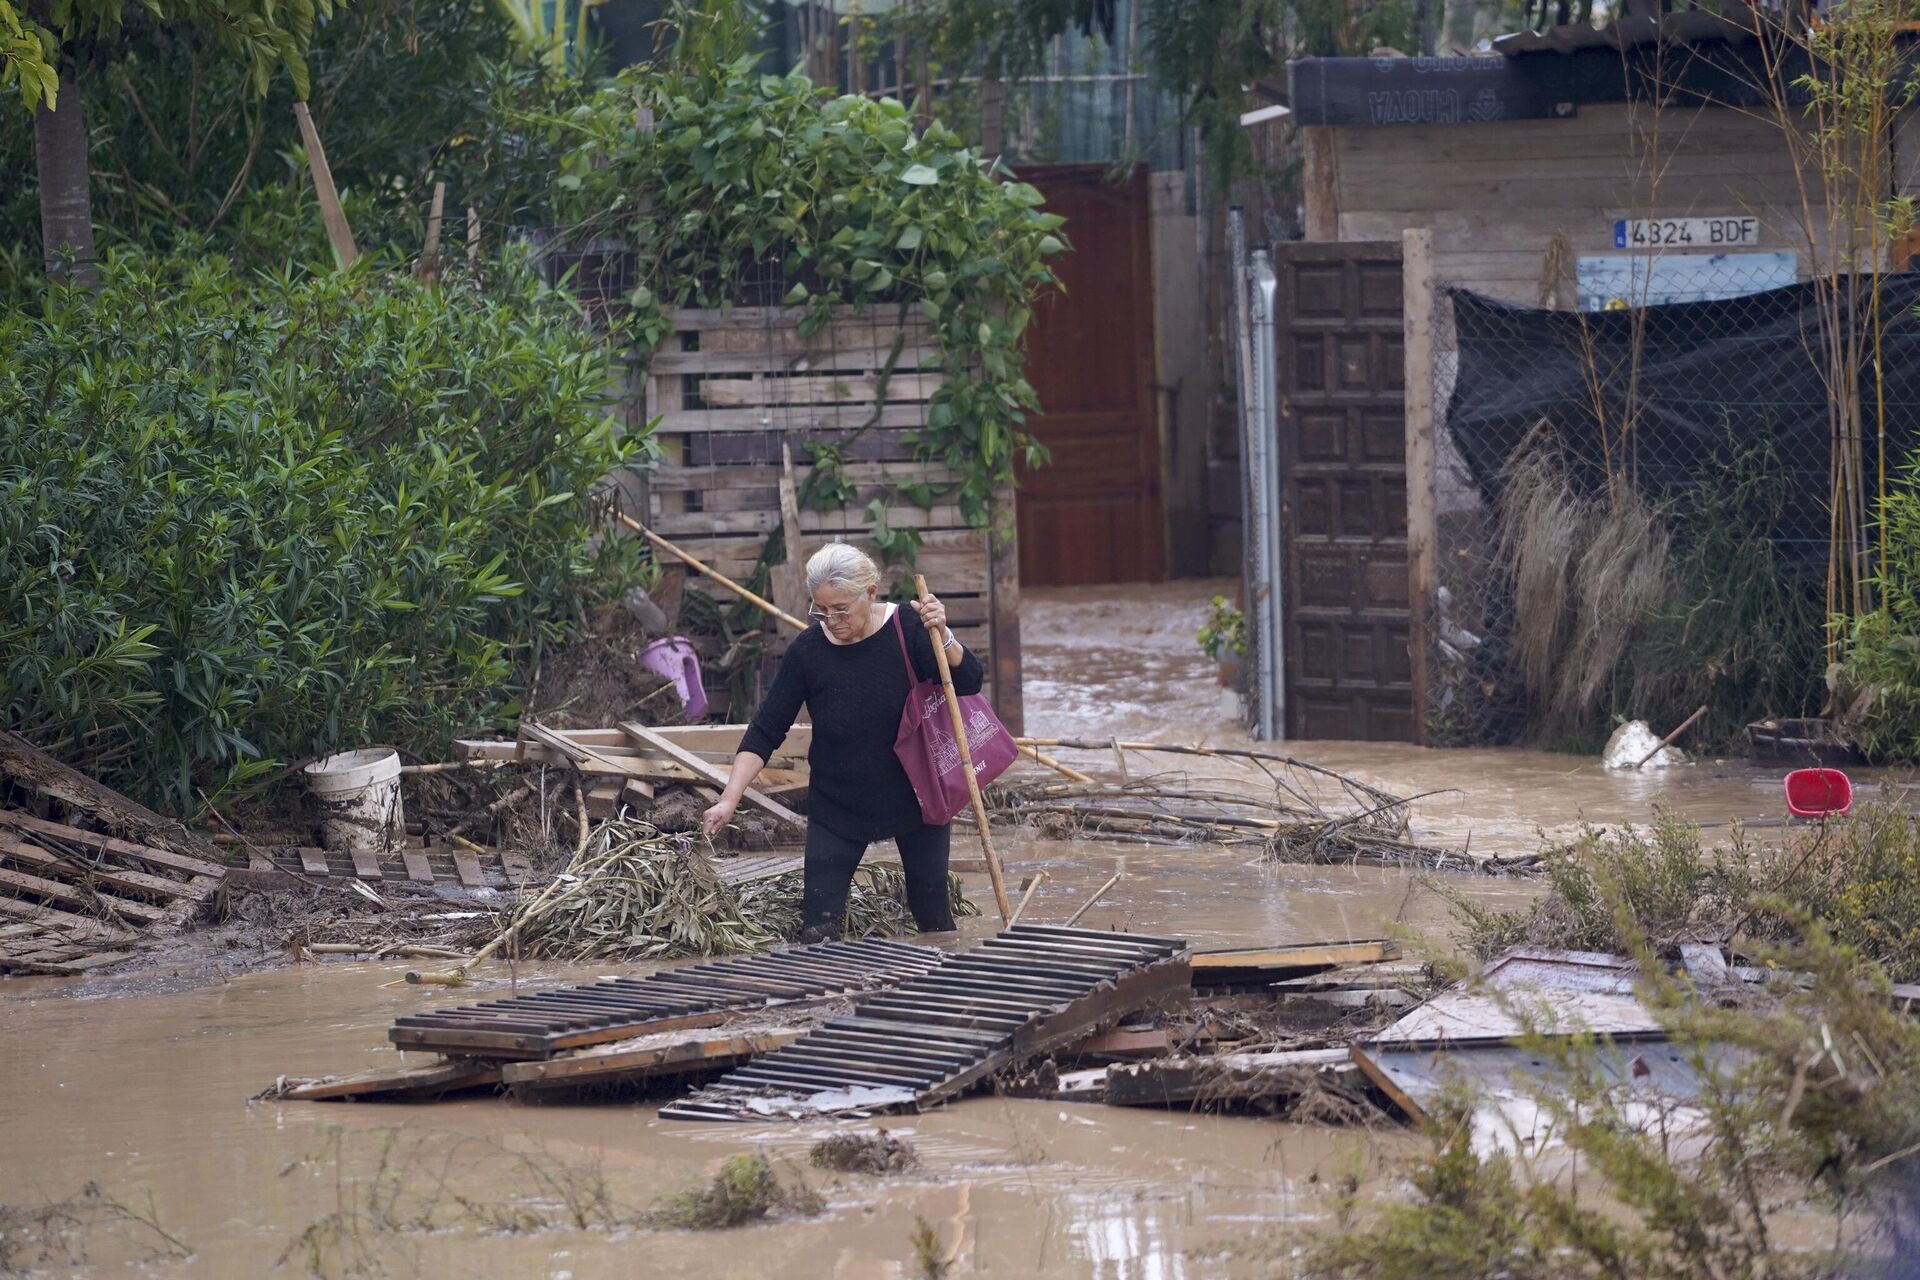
[639,305,1022,728]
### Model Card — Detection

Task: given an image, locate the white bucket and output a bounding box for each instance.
[303,748,405,858]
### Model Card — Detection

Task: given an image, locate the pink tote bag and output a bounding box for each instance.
[891,612,1018,826]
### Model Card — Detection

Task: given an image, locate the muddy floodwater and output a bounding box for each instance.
[3,579,1903,1277]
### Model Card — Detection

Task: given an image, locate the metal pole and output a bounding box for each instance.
[1249,249,1284,741]
[1226,208,1266,738]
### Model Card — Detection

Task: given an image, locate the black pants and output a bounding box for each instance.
[801,820,956,943]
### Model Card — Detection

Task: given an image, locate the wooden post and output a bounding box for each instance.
[770,437,809,640]
[914,573,1012,924]
[292,102,359,268]
[988,486,1024,736]
[1301,128,1339,242]
[1402,227,1437,748]
[980,75,1005,159]
[419,181,446,281]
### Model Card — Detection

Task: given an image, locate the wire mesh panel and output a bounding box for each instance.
[1423,261,1920,748]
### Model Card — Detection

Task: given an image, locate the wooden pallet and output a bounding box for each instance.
[662,926,1193,1121]
[255,841,531,890]
[638,305,1018,719]
[0,811,226,976]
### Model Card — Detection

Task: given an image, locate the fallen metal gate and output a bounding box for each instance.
[661,925,1191,1121]
[387,938,944,1059]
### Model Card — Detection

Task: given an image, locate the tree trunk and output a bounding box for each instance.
[34,66,97,288]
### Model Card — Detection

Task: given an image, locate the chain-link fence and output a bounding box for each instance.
[1426,259,1920,751]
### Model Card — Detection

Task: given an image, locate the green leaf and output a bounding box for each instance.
[783,282,810,304]
[899,164,938,186]
[896,225,922,250]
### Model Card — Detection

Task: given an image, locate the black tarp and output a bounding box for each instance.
[1443,275,1920,559]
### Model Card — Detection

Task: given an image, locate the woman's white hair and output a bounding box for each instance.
[805,541,880,595]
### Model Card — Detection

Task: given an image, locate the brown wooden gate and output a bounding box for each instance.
[1015,165,1164,587]
[1275,242,1415,741]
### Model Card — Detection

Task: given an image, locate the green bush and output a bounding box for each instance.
[1834,449,1920,760]
[0,248,643,812]
[1447,803,1920,983]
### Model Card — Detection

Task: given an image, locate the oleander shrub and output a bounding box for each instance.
[0,247,644,812]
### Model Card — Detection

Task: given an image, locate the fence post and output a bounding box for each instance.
[1402,227,1437,747]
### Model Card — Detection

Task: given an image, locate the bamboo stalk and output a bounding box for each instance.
[291,102,358,268]
[1008,870,1048,927]
[915,573,1011,922]
[1018,743,1094,784]
[1063,872,1121,927]
[399,759,508,775]
[615,512,807,632]
[1631,704,1709,769]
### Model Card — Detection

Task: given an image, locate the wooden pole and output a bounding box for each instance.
[1632,704,1709,769]
[1008,870,1047,927]
[291,102,359,268]
[915,573,1012,923]
[1402,227,1437,747]
[1064,872,1121,927]
[615,511,808,632]
[419,181,446,280]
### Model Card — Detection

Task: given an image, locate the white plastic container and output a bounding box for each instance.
[303,747,404,857]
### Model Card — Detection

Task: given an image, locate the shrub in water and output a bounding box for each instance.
[0,249,643,811]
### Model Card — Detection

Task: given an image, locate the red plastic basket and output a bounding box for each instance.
[1784,768,1853,819]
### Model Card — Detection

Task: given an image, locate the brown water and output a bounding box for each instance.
[4,579,1897,1277]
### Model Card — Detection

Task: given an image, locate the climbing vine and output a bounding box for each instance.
[538,46,1069,536]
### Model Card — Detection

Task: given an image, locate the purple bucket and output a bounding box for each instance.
[640,636,709,721]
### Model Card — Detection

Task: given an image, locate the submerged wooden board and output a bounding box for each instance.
[284,1058,503,1102]
[1105,1048,1354,1108]
[1191,939,1400,986]
[502,1027,807,1093]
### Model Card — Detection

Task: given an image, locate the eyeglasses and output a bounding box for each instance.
[807,602,860,622]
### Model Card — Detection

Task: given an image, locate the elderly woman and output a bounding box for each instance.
[702,542,982,942]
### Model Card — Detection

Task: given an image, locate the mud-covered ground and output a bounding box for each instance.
[5,578,1902,1278]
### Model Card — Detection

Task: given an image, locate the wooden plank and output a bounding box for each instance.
[349,847,384,880]
[649,345,939,375]
[988,486,1023,735]
[1105,1048,1354,1108]
[1191,939,1400,985]
[452,852,485,888]
[298,848,330,877]
[401,852,434,883]
[0,864,170,923]
[0,811,226,881]
[1060,1027,1171,1060]
[0,729,227,868]
[618,724,804,830]
[1402,226,1436,747]
[652,501,976,538]
[696,372,940,408]
[284,1058,502,1102]
[652,404,928,434]
[0,835,200,902]
[1302,127,1339,241]
[662,304,930,333]
[647,460,964,493]
[0,895,137,942]
[502,1027,805,1090]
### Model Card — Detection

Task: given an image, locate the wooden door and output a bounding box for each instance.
[1276,242,1416,741]
[1015,165,1164,586]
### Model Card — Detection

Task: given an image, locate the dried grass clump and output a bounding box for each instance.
[647,1155,821,1230]
[809,1131,921,1176]
[513,820,778,960]
[506,819,978,962]
[1495,446,1672,719]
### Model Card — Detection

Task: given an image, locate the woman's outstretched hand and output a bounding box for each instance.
[701,795,738,839]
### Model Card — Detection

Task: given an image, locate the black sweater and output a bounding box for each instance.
[739,606,985,841]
